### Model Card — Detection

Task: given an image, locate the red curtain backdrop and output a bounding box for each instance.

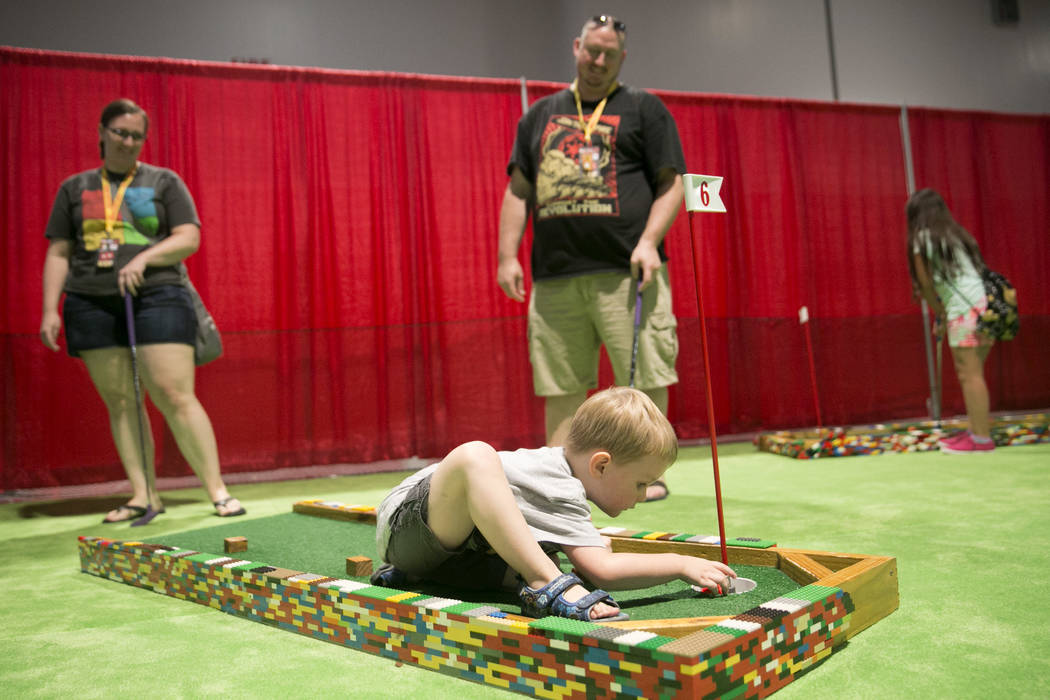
[658,95,918,435]
[2,48,1048,489]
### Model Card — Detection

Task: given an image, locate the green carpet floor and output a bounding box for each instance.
[3,441,1049,698]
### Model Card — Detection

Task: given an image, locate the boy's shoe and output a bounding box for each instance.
[518,572,629,622]
[940,432,995,454]
[370,563,409,587]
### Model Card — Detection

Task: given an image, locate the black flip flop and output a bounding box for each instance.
[214,497,246,517]
[102,504,147,524]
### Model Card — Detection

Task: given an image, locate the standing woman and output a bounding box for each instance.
[906,188,995,454]
[39,98,246,520]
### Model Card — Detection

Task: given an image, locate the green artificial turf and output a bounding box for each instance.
[3,440,1050,698]
[157,512,377,582]
[153,511,798,620]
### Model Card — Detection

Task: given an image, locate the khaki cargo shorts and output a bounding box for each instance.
[528,267,678,396]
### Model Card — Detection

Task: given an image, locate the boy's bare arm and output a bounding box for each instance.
[563,545,734,591]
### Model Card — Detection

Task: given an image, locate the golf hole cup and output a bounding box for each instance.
[692,576,757,597]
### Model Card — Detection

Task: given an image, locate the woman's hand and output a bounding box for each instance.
[118,255,148,296]
[40,310,63,351]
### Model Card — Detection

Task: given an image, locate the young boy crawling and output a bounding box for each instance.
[373,387,735,622]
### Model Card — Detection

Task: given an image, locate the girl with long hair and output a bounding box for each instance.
[906,188,994,454]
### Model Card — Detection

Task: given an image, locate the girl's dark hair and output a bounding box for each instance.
[906,188,984,287]
[98,98,149,159]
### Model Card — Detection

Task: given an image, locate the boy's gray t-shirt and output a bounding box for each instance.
[376,446,605,559]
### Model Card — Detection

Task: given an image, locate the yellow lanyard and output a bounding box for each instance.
[101,163,137,236]
[571,79,618,140]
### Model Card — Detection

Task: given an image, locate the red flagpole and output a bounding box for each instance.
[686,210,728,566]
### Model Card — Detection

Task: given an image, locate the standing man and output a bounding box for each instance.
[497,16,685,501]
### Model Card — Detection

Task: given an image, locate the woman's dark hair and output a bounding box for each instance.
[98,98,149,159]
[906,188,984,288]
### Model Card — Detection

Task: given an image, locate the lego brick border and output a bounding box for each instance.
[602,537,896,641]
[292,500,378,523]
[755,413,1049,459]
[79,536,852,699]
[78,513,898,699]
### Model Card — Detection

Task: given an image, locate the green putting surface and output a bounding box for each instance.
[156,512,799,620]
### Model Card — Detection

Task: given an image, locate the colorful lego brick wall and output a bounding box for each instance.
[756,414,1049,459]
[78,536,851,699]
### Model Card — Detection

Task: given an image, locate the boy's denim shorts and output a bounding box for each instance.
[384,474,510,590]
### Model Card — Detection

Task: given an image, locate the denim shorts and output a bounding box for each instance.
[63,284,196,357]
[383,474,510,590]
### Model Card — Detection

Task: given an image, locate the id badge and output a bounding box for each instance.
[97,238,118,268]
[579,146,601,176]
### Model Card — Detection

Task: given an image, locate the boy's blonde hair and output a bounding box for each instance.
[566,387,678,465]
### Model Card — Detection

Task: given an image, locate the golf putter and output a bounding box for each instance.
[628,277,643,387]
[125,293,161,527]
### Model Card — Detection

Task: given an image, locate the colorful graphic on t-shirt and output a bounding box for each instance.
[536,114,620,220]
[80,186,157,251]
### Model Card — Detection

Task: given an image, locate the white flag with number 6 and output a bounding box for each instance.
[682,174,727,213]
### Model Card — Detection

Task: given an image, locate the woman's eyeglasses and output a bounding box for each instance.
[105,126,146,142]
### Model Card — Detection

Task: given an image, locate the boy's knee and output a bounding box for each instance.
[434,441,501,492]
[450,441,499,468]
